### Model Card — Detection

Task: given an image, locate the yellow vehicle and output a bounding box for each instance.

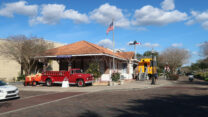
[138,58,157,76]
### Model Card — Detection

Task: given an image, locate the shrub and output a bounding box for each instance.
[205,78,208,81]
[194,74,203,79]
[111,72,120,82]
[85,63,101,79]
[194,71,208,80]
[168,74,179,80]
[17,74,25,81]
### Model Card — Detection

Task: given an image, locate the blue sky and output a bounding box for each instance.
[0,0,208,65]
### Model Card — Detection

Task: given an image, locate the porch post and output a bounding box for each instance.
[68,62,72,71]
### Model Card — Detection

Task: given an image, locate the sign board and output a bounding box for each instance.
[57,55,72,58]
[62,77,69,88]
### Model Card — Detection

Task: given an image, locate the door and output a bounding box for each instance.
[68,70,76,84]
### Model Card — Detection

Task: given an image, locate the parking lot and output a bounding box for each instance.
[0,78,207,117]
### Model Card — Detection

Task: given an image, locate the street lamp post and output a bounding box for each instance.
[129,40,140,59]
[151,49,155,85]
[129,40,140,79]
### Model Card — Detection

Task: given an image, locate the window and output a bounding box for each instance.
[122,63,127,74]
[75,70,82,73]
[71,70,82,74]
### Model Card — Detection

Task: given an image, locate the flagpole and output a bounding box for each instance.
[134,44,136,59]
[112,18,115,72]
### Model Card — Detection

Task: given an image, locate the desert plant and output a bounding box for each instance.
[111,72,120,82]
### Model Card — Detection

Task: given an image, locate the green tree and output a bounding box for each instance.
[85,63,101,79]
[198,58,208,70]
[143,51,158,57]
[191,63,200,71]
[136,53,142,60]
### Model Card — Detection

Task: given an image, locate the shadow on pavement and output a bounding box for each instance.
[113,94,208,117]
[176,80,208,86]
[79,94,208,117]
[79,110,102,117]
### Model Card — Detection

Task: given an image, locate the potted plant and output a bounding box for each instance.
[110,72,120,86]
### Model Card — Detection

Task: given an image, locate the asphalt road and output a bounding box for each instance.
[0,78,207,117]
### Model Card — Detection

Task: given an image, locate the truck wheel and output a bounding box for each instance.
[77,79,85,87]
[46,79,52,87]
[24,82,28,86]
[32,81,37,86]
[89,83,93,86]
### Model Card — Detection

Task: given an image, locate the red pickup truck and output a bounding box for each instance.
[39,69,94,87]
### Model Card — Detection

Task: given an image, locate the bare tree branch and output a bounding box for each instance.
[158,47,191,74]
[0,35,54,75]
[200,41,208,57]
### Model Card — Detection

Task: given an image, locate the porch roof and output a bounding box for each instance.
[41,41,134,60]
[116,51,134,59]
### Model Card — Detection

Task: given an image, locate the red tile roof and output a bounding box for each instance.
[116,51,134,59]
[44,40,134,60]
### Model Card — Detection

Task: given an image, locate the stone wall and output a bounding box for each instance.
[0,55,20,82]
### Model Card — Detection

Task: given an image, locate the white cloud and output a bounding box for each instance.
[194,11,208,21]
[135,27,148,31]
[132,5,188,26]
[64,9,89,23]
[202,21,208,30]
[143,42,160,48]
[98,39,113,49]
[0,1,38,17]
[192,51,198,55]
[161,0,175,11]
[31,4,65,25]
[187,10,208,30]
[172,43,183,47]
[185,19,195,25]
[197,42,207,47]
[90,3,130,28]
[115,48,126,52]
[30,4,89,25]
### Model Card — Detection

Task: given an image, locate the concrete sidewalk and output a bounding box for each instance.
[15,79,174,93]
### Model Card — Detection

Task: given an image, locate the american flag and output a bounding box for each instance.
[106,21,114,34]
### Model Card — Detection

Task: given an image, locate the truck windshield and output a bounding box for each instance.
[0,81,7,86]
[76,70,82,73]
[73,70,82,73]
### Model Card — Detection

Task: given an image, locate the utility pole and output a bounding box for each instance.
[129,40,140,59]
[129,40,140,79]
[151,48,156,85]
[134,43,137,59]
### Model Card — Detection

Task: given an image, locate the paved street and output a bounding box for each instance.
[0,77,207,117]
